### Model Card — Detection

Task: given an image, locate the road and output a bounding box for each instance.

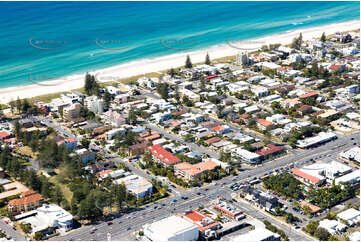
[0,220,27,241]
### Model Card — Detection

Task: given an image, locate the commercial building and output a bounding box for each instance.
[233,148,261,164]
[319,219,347,235]
[339,147,360,164]
[296,132,337,149]
[181,210,220,238]
[231,228,281,241]
[19,204,73,235]
[174,160,219,180]
[335,169,360,187]
[337,208,360,226]
[143,215,199,241]
[84,96,104,114]
[213,200,244,220]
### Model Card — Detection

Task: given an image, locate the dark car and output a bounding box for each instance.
[196,192,201,195]
[204,188,209,191]
[107,221,113,225]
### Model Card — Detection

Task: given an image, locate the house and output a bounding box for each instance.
[280,98,301,108]
[75,148,96,163]
[128,141,150,156]
[297,105,313,115]
[329,64,346,73]
[256,119,274,131]
[8,190,43,214]
[211,125,231,135]
[62,137,78,151]
[147,144,181,166]
[0,131,11,141]
[251,85,269,97]
[174,160,219,180]
[204,137,221,146]
[299,201,321,214]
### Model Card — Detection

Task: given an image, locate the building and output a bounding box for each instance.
[8,190,43,214]
[75,148,95,163]
[19,204,73,235]
[213,200,244,220]
[84,96,104,114]
[339,147,360,164]
[335,169,360,187]
[128,141,150,156]
[234,148,261,164]
[143,215,199,241]
[319,219,347,235]
[256,119,274,131]
[299,201,321,214]
[59,137,77,151]
[256,144,284,160]
[181,210,220,238]
[231,228,281,241]
[63,103,82,121]
[337,208,360,226]
[300,91,319,99]
[174,160,219,180]
[0,182,29,200]
[241,186,281,212]
[147,144,181,166]
[102,110,126,127]
[296,132,337,149]
[293,168,324,186]
[113,174,152,199]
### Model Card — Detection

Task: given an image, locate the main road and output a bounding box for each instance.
[51,131,359,241]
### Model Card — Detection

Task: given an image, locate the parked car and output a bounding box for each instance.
[107,221,113,225]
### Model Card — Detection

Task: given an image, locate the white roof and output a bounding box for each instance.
[231,228,280,241]
[335,169,360,185]
[337,208,360,221]
[144,215,198,239]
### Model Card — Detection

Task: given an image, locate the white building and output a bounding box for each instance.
[335,169,360,187]
[143,215,199,241]
[113,174,152,199]
[234,148,261,164]
[231,228,281,241]
[339,147,361,164]
[319,219,347,235]
[296,132,337,149]
[20,204,73,235]
[251,85,269,97]
[337,208,360,226]
[85,96,104,114]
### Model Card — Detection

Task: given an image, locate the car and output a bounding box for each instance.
[118,221,122,224]
[204,188,209,191]
[91,227,97,232]
[290,165,294,169]
[127,227,131,231]
[351,138,354,140]
[295,226,300,229]
[107,221,113,225]
[162,203,166,206]
[90,231,95,234]
[172,199,177,203]
[181,196,188,200]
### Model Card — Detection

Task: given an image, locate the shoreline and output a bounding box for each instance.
[0,20,359,104]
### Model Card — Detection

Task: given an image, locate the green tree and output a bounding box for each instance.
[205,53,211,65]
[185,55,193,68]
[103,90,112,109]
[34,231,43,240]
[16,97,22,114]
[321,32,326,42]
[169,68,176,77]
[314,227,330,241]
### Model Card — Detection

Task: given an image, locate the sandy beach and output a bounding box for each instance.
[0,20,359,104]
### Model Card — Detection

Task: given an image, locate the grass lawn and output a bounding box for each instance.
[15,146,38,159]
[49,175,73,203]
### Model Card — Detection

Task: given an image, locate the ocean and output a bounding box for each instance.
[0,1,359,88]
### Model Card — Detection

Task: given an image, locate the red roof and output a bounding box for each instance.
[329,64,342,70]
[204,74,217,79]
[65,137,77,143]
[293,168,321,184]
[147,144,181,165]
[211,125,226,131]
[300,91,318,99]
[182,210,220,231]
[256,119,274,127]
[8,193,43,206]
[0,131,10,139]
[256,144,283,156]
[277,66,293,71]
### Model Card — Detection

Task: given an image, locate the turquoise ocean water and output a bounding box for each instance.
[0,1,359,88]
